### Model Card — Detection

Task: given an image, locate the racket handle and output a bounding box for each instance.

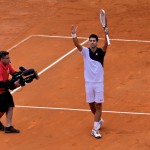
[106,34,110,45]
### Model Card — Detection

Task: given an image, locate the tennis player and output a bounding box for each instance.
[71,25,108,138]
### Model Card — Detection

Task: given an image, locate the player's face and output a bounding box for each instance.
[1,55,11,65]
[89,38,98,48]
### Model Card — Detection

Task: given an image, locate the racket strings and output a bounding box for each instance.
[100,13,106,27]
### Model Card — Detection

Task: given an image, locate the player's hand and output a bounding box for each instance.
[104,27,109,35]
[71,25,78,34]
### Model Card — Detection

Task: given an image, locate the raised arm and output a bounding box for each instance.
[71,25,82,52]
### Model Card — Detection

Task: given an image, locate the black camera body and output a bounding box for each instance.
[9,66,39,89]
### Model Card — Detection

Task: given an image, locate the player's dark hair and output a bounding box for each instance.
[0,51,9,59]
[89,34,99,42]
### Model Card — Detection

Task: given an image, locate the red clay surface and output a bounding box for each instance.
[0,0,150,150]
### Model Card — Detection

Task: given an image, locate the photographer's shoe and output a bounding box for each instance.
[5,126,20,133]
[0,122,4,131]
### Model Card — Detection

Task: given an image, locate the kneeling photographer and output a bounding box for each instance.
[0,51,39,133]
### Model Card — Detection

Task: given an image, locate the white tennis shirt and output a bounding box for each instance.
[81,46,106,82]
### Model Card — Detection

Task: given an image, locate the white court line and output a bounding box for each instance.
[10,39,89,94]
[16,105,150,116]
[7,35,150,116]
[38,39,88,75]
[32,34,150,43]
[32,35,88,40]
[6,34,150,52]
[7,35,33,52]
[6,34,150,53]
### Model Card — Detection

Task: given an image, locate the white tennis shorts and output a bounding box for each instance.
[85,82,104,103]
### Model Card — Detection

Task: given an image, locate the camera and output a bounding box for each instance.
[9,66,39,89]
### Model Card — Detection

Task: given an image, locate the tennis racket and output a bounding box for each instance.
[100,9,110,45]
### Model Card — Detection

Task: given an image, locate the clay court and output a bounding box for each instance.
[0,0,150,150]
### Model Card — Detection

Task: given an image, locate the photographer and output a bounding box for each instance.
[0,51,21,133]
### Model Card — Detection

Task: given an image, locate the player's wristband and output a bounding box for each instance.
[71,33,77,38]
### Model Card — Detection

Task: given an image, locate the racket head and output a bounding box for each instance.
[100,9,107,28]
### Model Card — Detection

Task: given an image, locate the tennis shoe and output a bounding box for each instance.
[5,126,20,133]
[91,129,102,139]
[0,122,4,131]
